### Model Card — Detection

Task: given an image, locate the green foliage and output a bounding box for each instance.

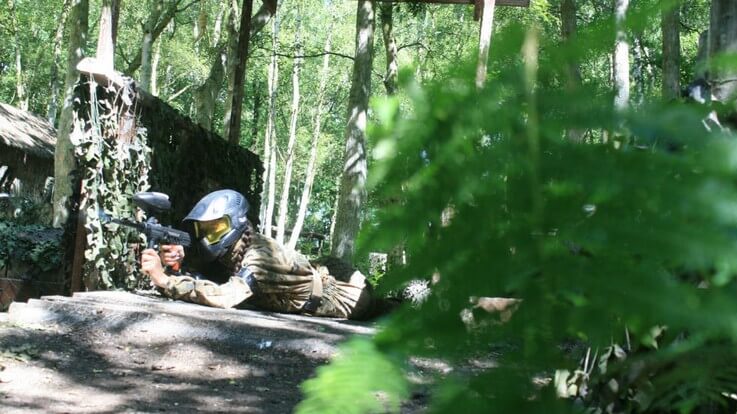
[297,339,409,414]
[299,16,737,414]
[0,219,62,273]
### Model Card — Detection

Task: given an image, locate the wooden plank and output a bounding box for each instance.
[373,0,529,7]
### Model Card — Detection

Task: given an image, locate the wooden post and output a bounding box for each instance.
[475,0,496,88]
[69,183,87,293]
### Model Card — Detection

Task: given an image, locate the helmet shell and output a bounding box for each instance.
[184,190,250,261]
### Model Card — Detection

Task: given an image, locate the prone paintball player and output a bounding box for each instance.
[140,189,379,320]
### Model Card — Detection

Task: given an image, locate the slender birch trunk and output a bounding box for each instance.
[47,0,72,125]
[380,3,397,95]
[613,0,630,111]
[140,0,165,92]
[7,0,27,110]
[151,39,162,96]
[288,29,333,250]
[261,15,280,237]
[250,77,262,146]
[379,2,405,270]
[275,14,303,244]
[212,0,226,47]
[330,0,375,261]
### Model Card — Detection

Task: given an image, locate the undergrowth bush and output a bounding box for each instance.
[0,219,63,274]
[297,19,737,414]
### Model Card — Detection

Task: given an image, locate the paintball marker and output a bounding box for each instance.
[99,192,192,270]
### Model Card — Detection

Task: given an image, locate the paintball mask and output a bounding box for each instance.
[183,190,250,261]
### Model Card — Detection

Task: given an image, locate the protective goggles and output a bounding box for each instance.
[193,216,232,245]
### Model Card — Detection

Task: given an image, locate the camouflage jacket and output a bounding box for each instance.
[159,231,373,319]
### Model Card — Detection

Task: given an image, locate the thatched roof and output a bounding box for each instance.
[0,103,56,159]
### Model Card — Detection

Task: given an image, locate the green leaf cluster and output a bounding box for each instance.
[299,17,737,414]
[0,219,62,274]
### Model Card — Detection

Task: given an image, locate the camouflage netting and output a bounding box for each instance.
[136,89,263,226]
[70,76,151,290]
[70,73,262,291]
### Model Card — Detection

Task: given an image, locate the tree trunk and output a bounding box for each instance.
[212,0,226,47]
[250,77,262,146]
[380,3,397,95]
[662,1,681,101]
[379,3,404,270]
[194,49,226,129]
[613,0,630,111]
[47,0,72,125]
[708,0,737,103]
[151,38,162,96]
[52,0,89,228]
[193,1,232,130]
[261,15,280,237]
[275,16,303,244]
[194,0,208,50]
[561,0,581,86]
[330,0,375,262]
[140,0,165,92]
[696,30,709,81]
[288,29,332,250]
[196,0,275,133]
[7,0,27,110]
[111,0,120,46]
[475,0,497,88]
[631,36,645,104]
[96,0,116,72]
[225,0,255,145]
[124,0,180,76]
[223,0,275,141]
[561,0,583,142]
[222,0,240,139]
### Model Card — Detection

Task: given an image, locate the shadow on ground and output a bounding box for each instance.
[0,291,380,413]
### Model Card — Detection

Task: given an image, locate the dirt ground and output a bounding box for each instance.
[0,291,430,414]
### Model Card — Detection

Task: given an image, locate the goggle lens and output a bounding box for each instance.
[194,217,232,245]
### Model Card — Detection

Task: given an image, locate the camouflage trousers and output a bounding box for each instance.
[160,233,373,320]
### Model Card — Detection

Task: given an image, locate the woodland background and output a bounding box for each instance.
[4,0,737,413]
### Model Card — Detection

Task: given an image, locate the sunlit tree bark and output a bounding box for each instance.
[52,0,89,228]
[330,0,375,261]
[613,0,630,111]
[47,0,71,125]
[709,0,737,103]
[261,14,280,237]
[276,12,303,244]
[140,0,165,92]
[288,29,333,250]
